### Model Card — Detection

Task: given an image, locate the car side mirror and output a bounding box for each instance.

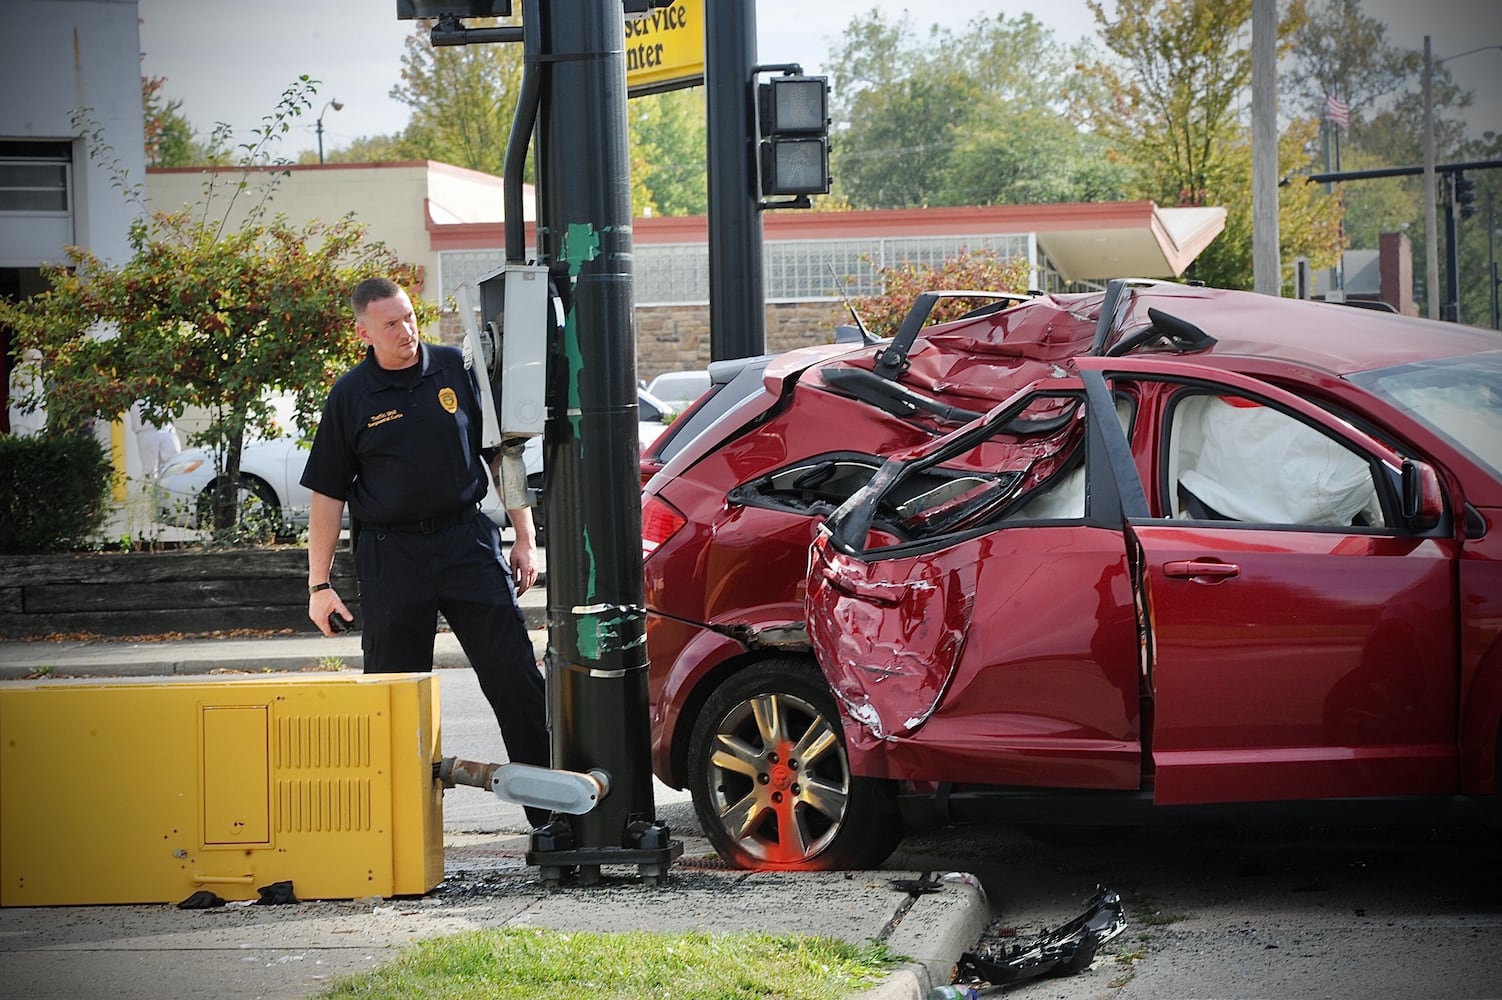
[1400,459,1444,533]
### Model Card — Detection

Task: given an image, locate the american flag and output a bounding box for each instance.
[1325,94,1350,130]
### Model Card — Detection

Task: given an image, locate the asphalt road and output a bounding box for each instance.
[889,818,1502,999]
[439,665,1502,998]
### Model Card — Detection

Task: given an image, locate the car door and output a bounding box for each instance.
[1076,358,1461,807]
[808,377,1147,791]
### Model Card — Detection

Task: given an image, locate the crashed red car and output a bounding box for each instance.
[640,280,1502,870]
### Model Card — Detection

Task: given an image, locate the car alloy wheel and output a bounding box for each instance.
[687,656,901,870]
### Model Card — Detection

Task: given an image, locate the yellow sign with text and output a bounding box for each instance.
[625,0,704,96]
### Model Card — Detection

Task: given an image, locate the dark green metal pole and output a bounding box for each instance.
[705,0,765,361]
[527,0,679,884]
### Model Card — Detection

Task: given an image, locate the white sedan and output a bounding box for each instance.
[153,390,674,532]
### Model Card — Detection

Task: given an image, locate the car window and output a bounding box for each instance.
[1347,349,1502,482]
[1000,393,1135,523]
[1165,391,1385,528]
[824,389,1090,553]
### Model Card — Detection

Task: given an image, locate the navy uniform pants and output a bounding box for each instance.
[355,511,550,828]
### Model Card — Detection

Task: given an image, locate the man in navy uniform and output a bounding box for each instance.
[302,276,548,827]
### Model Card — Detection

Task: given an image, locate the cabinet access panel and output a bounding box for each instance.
[0,672,443,906]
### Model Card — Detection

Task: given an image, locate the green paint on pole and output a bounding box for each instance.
[561,222,601,275]
[561,221,600,603]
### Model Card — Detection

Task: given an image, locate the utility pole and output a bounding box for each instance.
[1250,0,1279,295]
[1423,37,1439,320]
[1490,194,1499,330]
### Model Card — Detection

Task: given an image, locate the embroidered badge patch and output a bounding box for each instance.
[438,387,459,414]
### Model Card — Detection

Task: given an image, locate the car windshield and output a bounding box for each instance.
[1348,349,1502,481]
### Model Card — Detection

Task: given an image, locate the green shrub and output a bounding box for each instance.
[0,433,112,553]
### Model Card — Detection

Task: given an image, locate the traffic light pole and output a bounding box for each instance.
[416,0,679,885]
[1298,159,1501,323]
[527,0,678,884]
[704,0,765,361]
[1443,173,1461,323]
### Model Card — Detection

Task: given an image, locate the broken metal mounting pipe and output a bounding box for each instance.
[435,756,612,815]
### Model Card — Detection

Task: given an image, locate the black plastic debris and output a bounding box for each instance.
[254,880,299,905]
[955,885,1126,987]
[176,890,225,910]
[891,875,945,894]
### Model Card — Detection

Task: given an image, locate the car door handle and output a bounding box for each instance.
[1164,559,1240,580]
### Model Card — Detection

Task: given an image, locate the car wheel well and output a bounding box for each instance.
[204,472,277,502]
[668,649,802,787]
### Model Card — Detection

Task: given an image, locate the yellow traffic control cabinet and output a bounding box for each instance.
[0,672,444,906]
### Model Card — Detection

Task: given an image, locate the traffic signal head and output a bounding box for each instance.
[396,0,511,17]
[1454,172,1477,220]
[758,75,831,197]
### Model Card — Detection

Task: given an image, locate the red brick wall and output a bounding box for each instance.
[1379,232,1416,316]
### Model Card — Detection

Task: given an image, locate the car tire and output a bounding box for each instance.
[686,656,902,870]
[198,475,282,536]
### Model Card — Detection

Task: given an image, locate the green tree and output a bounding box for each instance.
[298,133,411,165]
[828,12,1128,210]
[1078,0,1348,289]
[390,18,523,176]
[852,247,1033,337]
[1085,0,1307,207]
[142,75,221,167]
[630,87,707,216]
[0,78,433,536]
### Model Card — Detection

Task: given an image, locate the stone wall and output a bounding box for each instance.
[0,548,359,638]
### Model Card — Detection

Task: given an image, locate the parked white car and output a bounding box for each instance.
[152,427,522,530]
[645,370,711,413]
[154,390,673,533]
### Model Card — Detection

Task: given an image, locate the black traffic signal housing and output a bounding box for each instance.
[1453,171,1478,220]
[758,74,831,198]
[396,0,510,16]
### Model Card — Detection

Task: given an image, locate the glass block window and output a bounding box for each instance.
[439,231,1047,307]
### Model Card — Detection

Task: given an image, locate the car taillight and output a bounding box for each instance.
[641,495,687,559]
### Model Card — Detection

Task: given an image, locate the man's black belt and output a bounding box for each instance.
[365,505,477,535]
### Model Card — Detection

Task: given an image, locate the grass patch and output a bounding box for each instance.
[315,928,899,1000]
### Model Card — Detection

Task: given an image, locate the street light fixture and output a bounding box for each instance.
[316,98,344,164]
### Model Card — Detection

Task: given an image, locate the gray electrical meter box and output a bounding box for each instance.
[476,264,550,438]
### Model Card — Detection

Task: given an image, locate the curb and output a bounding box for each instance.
[876,874,989,998]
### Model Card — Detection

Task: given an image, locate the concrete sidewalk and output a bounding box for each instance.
[0,840,984,1000]
[0,603,988,999]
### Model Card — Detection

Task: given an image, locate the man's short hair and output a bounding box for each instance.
[352,277,404,316]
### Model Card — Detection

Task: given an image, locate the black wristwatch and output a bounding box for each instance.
[309,582,333,594]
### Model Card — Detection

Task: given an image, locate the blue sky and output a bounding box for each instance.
[137,0,1499,160]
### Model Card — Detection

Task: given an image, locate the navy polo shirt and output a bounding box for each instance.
[301,343,491,524]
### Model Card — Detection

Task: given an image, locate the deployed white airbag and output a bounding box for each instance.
[1179,396,1375,526]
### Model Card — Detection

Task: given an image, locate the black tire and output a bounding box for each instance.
[198,476,282,537]
[686,656,902,870]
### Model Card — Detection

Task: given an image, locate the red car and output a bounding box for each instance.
[640,280,1502,870]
